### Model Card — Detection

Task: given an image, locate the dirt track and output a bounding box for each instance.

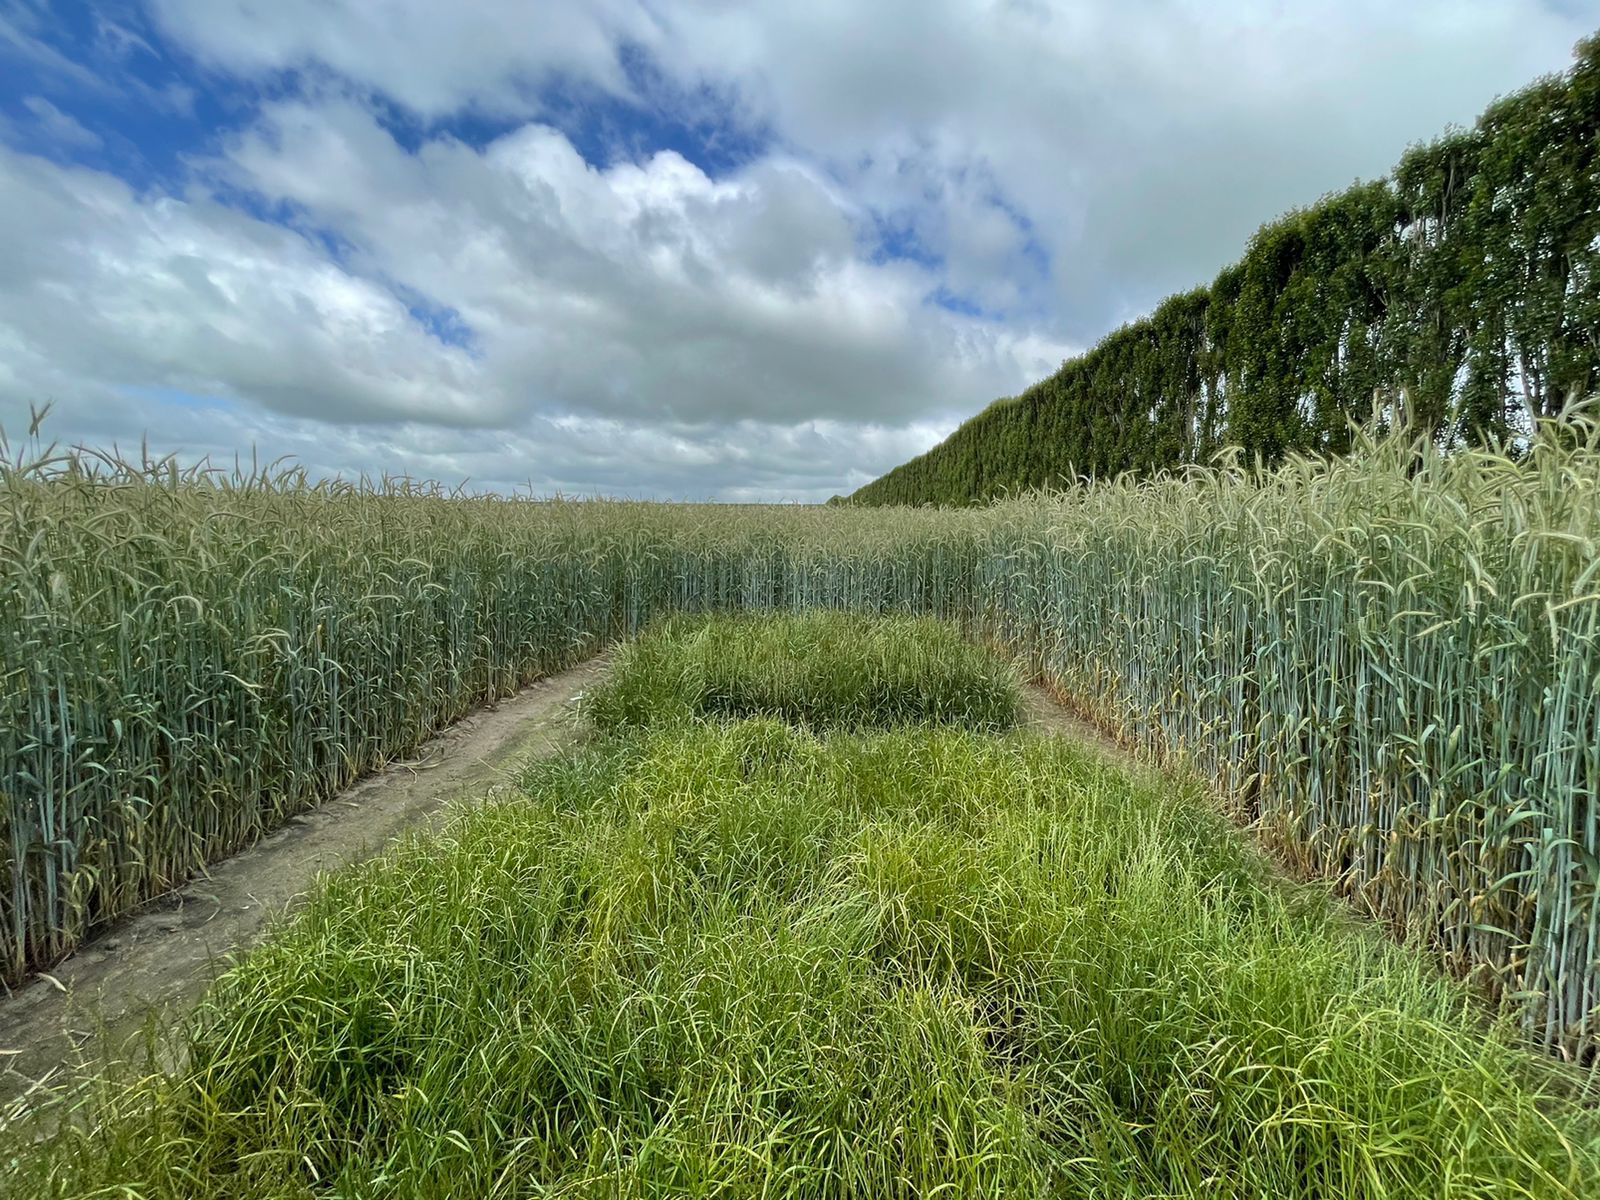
[0,656,607,1107]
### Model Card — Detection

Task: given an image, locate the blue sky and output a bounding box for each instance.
[0,0,1592,499]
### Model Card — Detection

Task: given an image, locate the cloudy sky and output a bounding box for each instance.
[0,2,1591,500]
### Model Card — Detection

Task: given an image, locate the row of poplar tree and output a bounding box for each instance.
[848,36,1599,507]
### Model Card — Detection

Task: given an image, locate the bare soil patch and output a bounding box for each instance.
[1019,679,1149,770]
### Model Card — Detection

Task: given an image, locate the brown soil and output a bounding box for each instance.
[1018,680,1154,776]
[0,656,607,1108]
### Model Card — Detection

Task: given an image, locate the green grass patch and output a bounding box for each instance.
[9,721,1596,1198]
[584,610,1020,733]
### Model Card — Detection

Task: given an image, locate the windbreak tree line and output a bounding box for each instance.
[848,37,1600,507]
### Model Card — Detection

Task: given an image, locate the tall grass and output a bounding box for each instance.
[586,611,1020,733]
[9,722,1596,1197]
[3,417,1599,1056]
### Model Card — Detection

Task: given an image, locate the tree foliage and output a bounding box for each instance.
[852,37,1600,506]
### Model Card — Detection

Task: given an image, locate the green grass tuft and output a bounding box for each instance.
[585,611,1021,734]
[9,722,1596,1198]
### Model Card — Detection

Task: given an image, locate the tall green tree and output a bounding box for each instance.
[853,36,1600,506]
